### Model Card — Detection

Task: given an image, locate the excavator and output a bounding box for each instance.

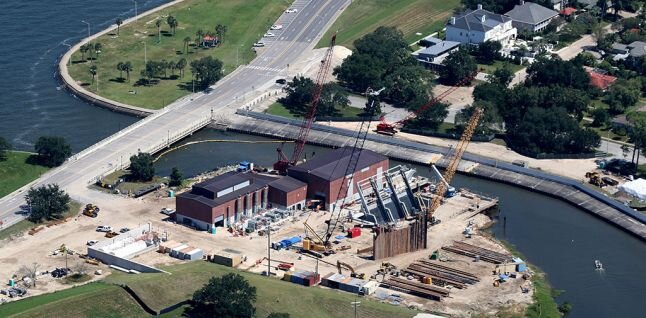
[337,260,365,279]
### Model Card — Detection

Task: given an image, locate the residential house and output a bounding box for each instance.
[585,67,617,91]
[611,41,646,62]
[413,36,461,71]
[551,0,569,11]
[505,1,559,33]
[446,4,517,46]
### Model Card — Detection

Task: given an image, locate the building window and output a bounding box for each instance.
[460,32,463,36]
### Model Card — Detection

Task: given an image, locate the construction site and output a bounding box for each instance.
[0,36,533,316]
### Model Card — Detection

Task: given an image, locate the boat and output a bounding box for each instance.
[594,260,603,270]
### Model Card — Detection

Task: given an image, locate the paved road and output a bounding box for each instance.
[0,0,350,229]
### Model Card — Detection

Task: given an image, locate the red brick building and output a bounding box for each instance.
[176,172,306,231]
[288,147,389,209]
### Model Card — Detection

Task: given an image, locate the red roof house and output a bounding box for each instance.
[587,70,617,91]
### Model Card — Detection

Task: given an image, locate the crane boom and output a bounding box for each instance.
[274,34,337,174]
[427,107,484,218]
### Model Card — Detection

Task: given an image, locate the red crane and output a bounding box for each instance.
[274,34,337,174]
[376,73,477,135]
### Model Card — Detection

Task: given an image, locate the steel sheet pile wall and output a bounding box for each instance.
[373,219,427,260]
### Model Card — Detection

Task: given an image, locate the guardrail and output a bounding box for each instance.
[237,110,646,226]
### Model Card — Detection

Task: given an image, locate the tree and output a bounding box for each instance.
[408,101,449,131]
[176,58,187,78]
[25,184,70,223]
[183,36,191,54]
[167,15,178,35]
[364,93,382,116]
[221,25,228,43]
[93,42,102,59]
[215,24,224,43]
[19,263,41,288]
[0,136,11,160]
[475,40,502,64]
[383,65,433,109]
[558,302,573,317]
[79,44,88,61]
[189,273,257,318]
[129,153,154,181]
[115,18,123,36]
[591,107,610,127]
[455,101,503,135]
[124,61,133,82]
[318,83,350,117]
[35,136,71,167]
[155,19,162,42]
[89,65,97,84]
[279,76,316,115]
[195,29,204,47]
[267,313,290,318]
[169,167,182,187]
[440,50,477,86]
[488,66,514,86]
[605,79,641,114]
[526,57,590,90]
[190,56,224,89]
[86,43,95,61]
[116,62,125,80]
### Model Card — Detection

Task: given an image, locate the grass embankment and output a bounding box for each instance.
[0,201,82,242]
[265,102,364,119]
[104,261,418,317]
[67,0,289,109]
[0,151,49,199]
[0,283,147,318]
[318,0,460,48]
[97,169,167,195]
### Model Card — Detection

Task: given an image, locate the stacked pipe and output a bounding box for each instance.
[441,241,512,264]
[382,276,450,300]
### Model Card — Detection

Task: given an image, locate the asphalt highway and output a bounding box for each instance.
[0,0,350,229]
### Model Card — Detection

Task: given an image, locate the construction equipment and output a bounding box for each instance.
[303,221,331,252]
[274,33,337,174]
[337,260,365,279]
[83,203,100,218]
[425,107,484,220]
[586,171,604,187]
[376,73,476,135]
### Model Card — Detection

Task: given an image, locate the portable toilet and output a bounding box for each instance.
[168,190,174,197]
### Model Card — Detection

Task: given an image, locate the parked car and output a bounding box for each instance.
[119,227,130,233]
[161,208,176,215]
[96,225,112,232]
[270,24,283,30]
[86,240,99,246]
[264,32,275,37]
[285,8,297,13]
[275,78,287,85]
[253,42,266,47]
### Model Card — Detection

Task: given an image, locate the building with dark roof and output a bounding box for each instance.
[505,1,559,33]
[175,171,307,231]
[288,147,388,209]
[446,4,517,45]
[413,37,461,71]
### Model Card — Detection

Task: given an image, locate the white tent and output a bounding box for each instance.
[619,178,646,200]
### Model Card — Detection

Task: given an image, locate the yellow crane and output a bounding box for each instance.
[427,108,484,219]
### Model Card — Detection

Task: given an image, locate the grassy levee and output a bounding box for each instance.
[0,283,147,318]
[317,0,460,49]
[0,152,49,199]
[265,102,364,119]
[67,0,290,110]
[105,261,418,318]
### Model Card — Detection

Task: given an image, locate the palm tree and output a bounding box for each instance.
[167,15,178,35]
[221,25,228,44]
[115,18,123,36]
[195,29,204,47]
[215,24,223,43]
[86,43,95,61]
[116,62,125,79]
[89,65,97,84]
[161,59,168,77]
[155,19,162,43]
[79,44,88,61]
[94,42,102,59]
[183,36,191,54]
[124,61,133,82]
[168,60,176,76]
[176,58,186,78]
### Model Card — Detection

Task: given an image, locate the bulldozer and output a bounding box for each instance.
[585,171,604,187]
[337,260,365,279]
[83,204,100,218]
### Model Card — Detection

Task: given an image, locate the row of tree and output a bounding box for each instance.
[279,76,351,117]
[139,58,188,81]
[79,42,102,62]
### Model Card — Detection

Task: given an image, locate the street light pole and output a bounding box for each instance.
[351,299,361,318]
[132,0,138,21]
[143,41,147,65]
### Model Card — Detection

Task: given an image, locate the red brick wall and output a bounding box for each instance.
[286,185,307,206]
[176,196,216,224]
[327,159,388,206]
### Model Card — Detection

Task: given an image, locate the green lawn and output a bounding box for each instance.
[0,283,147,318]
[67,0,290,109]
[105,261,418,318]
[477,60,524,74]
[317,0,460,48]
[0,201,81,242]
[265,102,364,119]
[96,169,167,195]
[0,151,49,199]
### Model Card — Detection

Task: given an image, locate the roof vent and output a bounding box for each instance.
[450,16,456,25]
[477,4,483,10]
[481,15,486,23]
[520,0,525,5]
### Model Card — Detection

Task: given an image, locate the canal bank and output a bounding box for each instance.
[153,129,646,318]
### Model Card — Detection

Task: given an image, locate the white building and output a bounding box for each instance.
[446,4,517,46]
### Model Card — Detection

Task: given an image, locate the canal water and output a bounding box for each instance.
[155,129,646,318]
[0,0,643,317]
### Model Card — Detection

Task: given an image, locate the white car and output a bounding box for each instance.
[161,208,176,215]
[253,42,266,47]
[86,240,99,246]
[264,32,275,37]
[270,24,283,30]
[96,225,112,232]
[285,8,298,13]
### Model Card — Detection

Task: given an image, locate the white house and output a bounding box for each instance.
[505,1,559,33]
[446,4,517,46]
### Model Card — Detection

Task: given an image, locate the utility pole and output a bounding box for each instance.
[267,221,271,277]
[132,0,138,21]
[351,299,361,318]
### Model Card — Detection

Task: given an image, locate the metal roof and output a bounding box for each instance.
[269,176,307,192]
[288,147,387,181]
[418,41,461,57]
[627,41,646,57]
[448,9,512,32]
[505,3,558,25]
